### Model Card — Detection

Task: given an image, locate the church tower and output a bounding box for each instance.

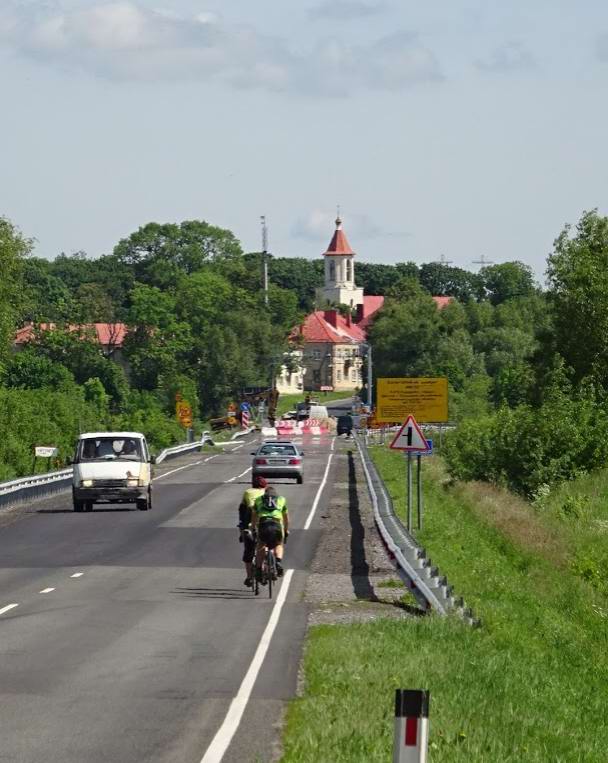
[315,216,364,309]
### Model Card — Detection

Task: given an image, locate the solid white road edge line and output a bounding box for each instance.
[200,441,336,762]
[224,467,252,484]
[0,603,19,616]
[153,460,203,481]
[200,569,295,763]
[39,588,55,594]
[204,455,219,463]
[303,444,335,530]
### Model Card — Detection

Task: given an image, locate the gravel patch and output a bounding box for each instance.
[305,440,416,625]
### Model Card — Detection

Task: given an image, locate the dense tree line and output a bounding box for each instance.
[366,210,608,496]
[2,208,606,493]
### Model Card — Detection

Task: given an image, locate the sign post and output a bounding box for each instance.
[390,416,430,533]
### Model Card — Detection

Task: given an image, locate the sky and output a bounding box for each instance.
[1,1,608,281]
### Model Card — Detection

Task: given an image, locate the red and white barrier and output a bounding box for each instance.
[394,690,429,763]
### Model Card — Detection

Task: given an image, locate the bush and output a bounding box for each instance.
[444,391,608,496]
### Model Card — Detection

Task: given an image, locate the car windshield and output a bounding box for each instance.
[79,437,143,461]
[259,444,297,456]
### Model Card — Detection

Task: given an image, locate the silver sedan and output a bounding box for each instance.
[251,441,304,484]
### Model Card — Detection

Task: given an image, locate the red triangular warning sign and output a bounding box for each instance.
[389,415,430,451]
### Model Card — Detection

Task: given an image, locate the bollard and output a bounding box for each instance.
[394,689,430,763]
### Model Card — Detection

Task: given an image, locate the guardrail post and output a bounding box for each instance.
[394,689,430,763]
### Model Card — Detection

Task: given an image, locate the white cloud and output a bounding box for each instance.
[0,1,442,94]
[310,1,388,21]
[475,41,536,73]
[292,209,407,243]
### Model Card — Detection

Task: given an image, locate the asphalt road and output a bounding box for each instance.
[0,434,336,763]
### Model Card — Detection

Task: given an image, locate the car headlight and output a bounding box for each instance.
[127,478,139,487]
[80,479,94,488]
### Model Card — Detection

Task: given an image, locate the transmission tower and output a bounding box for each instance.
[433,254,453,266]
[472,254,495,268]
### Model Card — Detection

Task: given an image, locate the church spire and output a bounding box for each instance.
[324,214,354,256]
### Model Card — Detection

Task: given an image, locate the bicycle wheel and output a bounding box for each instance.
[267,549,275,600]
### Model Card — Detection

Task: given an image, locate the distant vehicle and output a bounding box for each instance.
[337,414,354,436]
[308,404,329,420]
[71,432,152,512]
[251,440,304,484]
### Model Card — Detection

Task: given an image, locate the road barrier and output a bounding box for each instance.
[154,432,215,463]
[0,469,73,511]
[356,433,477,623]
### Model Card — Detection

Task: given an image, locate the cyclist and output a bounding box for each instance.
[238,476,267,588]
[252,486,289,579]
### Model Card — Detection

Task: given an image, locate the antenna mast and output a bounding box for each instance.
[433,253,453,266]
[261,215,269,306]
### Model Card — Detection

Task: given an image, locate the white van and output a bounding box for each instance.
[71,432,152,512]
[308,404,329,420]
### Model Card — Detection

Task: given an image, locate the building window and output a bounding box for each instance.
[329,260,336,281]
[313,350,320,360]
[351,369,357,381]
[346,258,352,281]
[337,369,342,382]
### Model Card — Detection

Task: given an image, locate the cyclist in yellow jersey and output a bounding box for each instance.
[252,486,289,578]
[238,475,267,587]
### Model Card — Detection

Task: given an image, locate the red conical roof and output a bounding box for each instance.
[324,216,354,256]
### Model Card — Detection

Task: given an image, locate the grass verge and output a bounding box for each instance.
[280,446,608,762]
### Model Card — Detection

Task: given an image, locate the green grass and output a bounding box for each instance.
[281,447,608,762]
[275,391,355,417]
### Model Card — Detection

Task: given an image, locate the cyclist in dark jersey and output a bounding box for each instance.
[238,476,267,588]
[252,486,289,578]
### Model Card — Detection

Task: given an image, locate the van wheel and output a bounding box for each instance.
[296,475,303,485]
[85,502,93,512]
[137,491,151,511]
[73,499,84,512]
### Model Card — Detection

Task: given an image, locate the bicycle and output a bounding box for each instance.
[254,545,278,599]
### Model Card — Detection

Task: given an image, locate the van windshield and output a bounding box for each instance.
[78,437,143,462]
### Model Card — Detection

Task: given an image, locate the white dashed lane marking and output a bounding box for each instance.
[224,467,252,484]
[39,588,55,594]
[70,573,84,578]
[0,603,19,617]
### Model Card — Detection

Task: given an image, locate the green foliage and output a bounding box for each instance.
[444,389,608,495]
[547,209,608,388]
[0,217,30,367]
[3,349,75,390]
[480,261,537,305]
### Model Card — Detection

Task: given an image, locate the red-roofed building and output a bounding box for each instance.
[14,322,128,366]
[276,217,454,394]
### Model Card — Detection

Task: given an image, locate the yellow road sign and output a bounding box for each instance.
[376,377,448,423]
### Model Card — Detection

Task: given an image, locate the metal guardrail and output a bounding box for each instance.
[355,433,477,624]
[0,468,74,510]
[154,431,215,464]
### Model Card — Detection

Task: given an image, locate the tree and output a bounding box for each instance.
[123,285,193,392]
[22,258,76,321]
[0,217,30,366]
[480,261,537,305]
[419,263,483,301]
[114,221,243,290]
[547,210,608,388]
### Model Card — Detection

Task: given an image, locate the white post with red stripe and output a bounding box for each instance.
[394,689,430,763]
[241,409,250,429]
